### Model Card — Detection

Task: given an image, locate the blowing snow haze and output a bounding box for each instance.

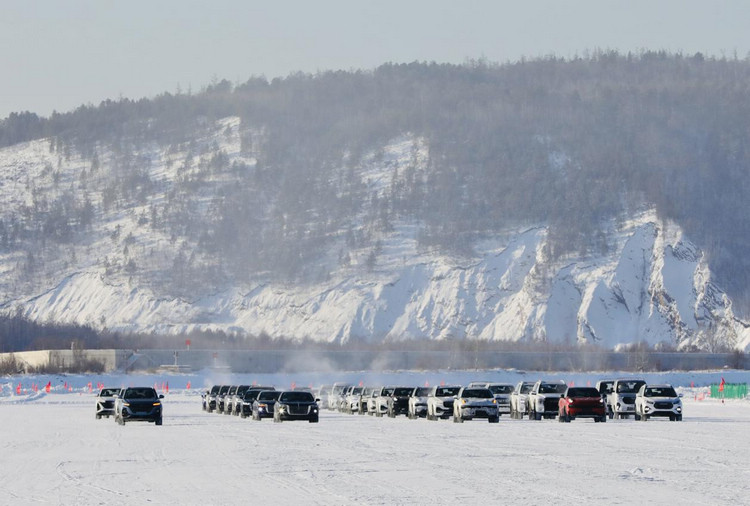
[1,55,750,350]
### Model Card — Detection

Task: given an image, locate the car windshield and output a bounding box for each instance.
[100,388,118,396]
[519,383,534,394]
[488,385,514,394]
[124,388,157,399]
[567,387,600,397]
[218,386,230,394]
[539,383,566,394]
[415,387,431,396]
[244,389,265,400]
[350,387,363,395]
[435,387,460,397]
[382,388,394,395]
[645,387,677,397]
[258,391,280,401]
[461,389,492,399]
[393,388,412,396]
[281,391,315,402]
[617,381,646,393]
[210,386,220,394]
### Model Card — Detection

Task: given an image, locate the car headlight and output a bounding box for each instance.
[461,399,467,404]
[122,402,130,407]
[153,402,161,406]
[491,399,497,404]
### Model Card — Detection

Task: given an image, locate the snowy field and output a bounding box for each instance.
[2,370,749,505]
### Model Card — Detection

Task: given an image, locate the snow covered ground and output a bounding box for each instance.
[1,369,749,505]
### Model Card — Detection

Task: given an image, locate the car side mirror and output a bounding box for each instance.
[678,393,684,398]
[159,394,164,399]
[316,398,321,403]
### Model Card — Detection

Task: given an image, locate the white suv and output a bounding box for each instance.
[511,381,534,419]
[635,384,683,421]
[608,379,646,420]
[453,387,499,423]
[426,385,461,420]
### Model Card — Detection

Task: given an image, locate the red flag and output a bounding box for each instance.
[719,377,725,392]
[45,382,51,393]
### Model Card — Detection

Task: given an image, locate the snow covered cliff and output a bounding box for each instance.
[1,119,747,350]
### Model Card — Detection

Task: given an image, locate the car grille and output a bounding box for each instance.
[288,404,310,415]
[443,400,454,410]
[544,398,559,411]
[622,397,635,405]
[654,401,673,410]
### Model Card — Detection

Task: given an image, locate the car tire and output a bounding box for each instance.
[274,413,282,423]
[676,415,682,421]
[309,416,319,423]
[96,413,101,420]
[155,417,162,426]
[489,416,499,423]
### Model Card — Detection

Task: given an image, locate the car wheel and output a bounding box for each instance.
[273,413,281,423]
[309,416,319,423]
[96,413,101,420]
[388,408,395,418]
[155,417,162,426]
[676,415,682,421]
[489,416,499,423]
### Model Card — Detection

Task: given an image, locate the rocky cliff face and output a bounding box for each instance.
[1,119,747,350]
[7,210,748,351]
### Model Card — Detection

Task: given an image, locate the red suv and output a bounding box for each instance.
[558,387,607,423]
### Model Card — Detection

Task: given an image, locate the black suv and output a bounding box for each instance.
[115,387,164,425]
[274,391,319,423]
[239,387,275,418]
[387,387,413,417]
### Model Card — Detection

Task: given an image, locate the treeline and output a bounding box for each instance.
[2,51,750,309]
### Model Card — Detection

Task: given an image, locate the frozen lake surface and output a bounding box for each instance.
[1,371,749,505]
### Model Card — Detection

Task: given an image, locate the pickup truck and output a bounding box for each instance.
[528,379,567,420]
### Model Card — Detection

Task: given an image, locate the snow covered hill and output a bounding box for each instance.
[1,118,748,350]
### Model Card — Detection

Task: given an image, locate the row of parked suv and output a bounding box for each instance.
[201,384,319,423]
[321,378,683,423]
[322,382,513,423]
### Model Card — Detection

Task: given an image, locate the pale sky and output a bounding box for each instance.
[2,0,750,119]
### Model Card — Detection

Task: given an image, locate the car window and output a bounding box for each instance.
[281,391,315,402]
[539,383,566,394]
[567,387,599,397]
[645,387,677,397]
[124,388,157,399]
[488,385,514,394]
[461,389,492,398]
[518,383,534,394]
[436,387,460,396]
[415,387,431,396]
[617,381,646,393]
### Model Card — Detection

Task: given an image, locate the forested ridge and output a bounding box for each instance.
[2,51,750,314]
